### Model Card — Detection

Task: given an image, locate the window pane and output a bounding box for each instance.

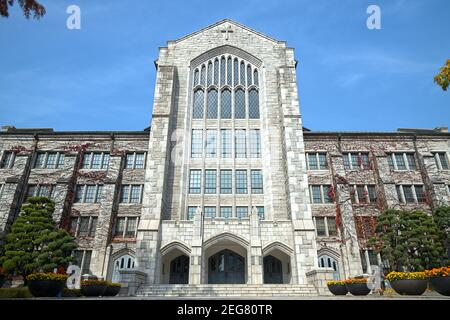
[205,130,217,158]
[253,69,259,86]
[248,89,259,119]
[194,69,199,86]
[247,65,252,86]
[115,217,125,237]
[72,251,84,269]
[403,185,415,203]
[220,170,232,194]
[257,206,265,220]
[414,185,425,202]
[343,154,350,170]
[78,217,90,237]
[57,154,65,168]
[351,154,359,169]
[187,206,196,220]
[75,185,84,202]
[395,154,406,170]
[204,206,216,218]
[34,153,45,168]
[189,170,202,194]
[357,186,366,203]
[221,129,232,158]
[38,185,51,198]
[240,61,245,85]
[220,207,232,218]
[82,251,92,275]
[207,89,218,119]
[367,186,377,203]
[438,153,449,170]
[327,217,337,236]
[387,154,395,170]
[318,153,328,169]
[102,153,110,169]
[235,170,248,194]
[200,65,206,85]
[69,217,78,236]
[213,59,219,85]
[251,170,263,194]
[236,207,248,218]
[406,154,416,170]
[315,217,326,236]
[323,185,332,203]
[308,153,318,170]
[1,152,13,168]
[126,154,135,169]
[220,57,226,86]
[46,153,57,169]
[233,59,239,86]
[311,186,322,203]
[235,129,246,158]
[125,217,136,237]
[227,57,232,86]
[191,129,203,158]
[130,185,141,203]
[396,185,403,203]
[207,61,212,86]
[204,170,217,194]
[82,153,91,169]
[235,89,246,119]
[91,153,101,169]
[89,217,97,237]
[135,153,145,169]
[193,89,204,119]
[120,185,130,203]
[249,129,261,158]
[220,89,232,119]
[84,185,96,203]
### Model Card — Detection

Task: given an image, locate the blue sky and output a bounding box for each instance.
[0,0,448,132]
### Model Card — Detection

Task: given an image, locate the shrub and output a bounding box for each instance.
[81,280,108,286]
[26,272,68,281]
[386,271,427,281]
[107,282,122,287]
[344,278,368,284]
[62,288,82,297]
[327,280,346,286]
[424,266,450,278]
[0,287,32,298]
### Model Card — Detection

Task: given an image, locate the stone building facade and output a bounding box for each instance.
[0,20,449,296]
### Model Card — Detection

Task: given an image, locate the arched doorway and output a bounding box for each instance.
[111,254,135,283]
[263,255,283,284]
[318,255,340,280]
[208,249,245,284]
[169,255,189,284]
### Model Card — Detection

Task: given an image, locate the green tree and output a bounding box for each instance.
[0,197,77,278]
[433,206,450,257]
[0,0,45,19]
[369,209,446,272]
[434,59,450,91]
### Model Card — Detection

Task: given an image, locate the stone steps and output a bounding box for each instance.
[136,284,318,297]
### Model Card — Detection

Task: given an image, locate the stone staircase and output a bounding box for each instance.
[136,284,319,297]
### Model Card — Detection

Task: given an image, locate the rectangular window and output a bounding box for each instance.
[33,152,64,169]
[388,153,417,170]
[327,217,337,236]
[235,170,248,194]
[220,129,232,158]
[89,217,97,237]
[414,185,425,203]
[191,129,203,158]
[367,185,377,203]
[34,153,46,168]
[310,185,332,204]
[395,154,406,170]
[125,217,137,238]
[204,170,217,194]
[307,153,328,170]
[73,185,102,203]
[82,251,92,275]
[26,184,55,200]
[82,152,109,169]
[37,185,51,198]
[206,130,217,158]
[434,152,450,170]
[322,185,332,203]
[72,250,84,269]
[251,170,263,194]
[311,186,322,204]
[75,185,84,203]
[403,185,415,203]
[84,185,96,203]
[126,152,146,169]
[249,129,261,158]
[120,185,130,203]
[257,206,265,220]
[405,154,417,170]
[204,206,216,218]
[69,217,78,236]
[356,185,366,203]
[236,206,248,218]
[114,217,126,237]
[235,129,246,158]
[220,170,232,194]
[220,206,232,218]
[78,217,90,237]
[1,152,14,169]
[187,206,197,220]
[46,153,57,169]
[130,185,142,203]
[315,217,326,236]
[343,152,370,170]
[126,154,135,169]
[119,185,142,203]
[189,169,202,194]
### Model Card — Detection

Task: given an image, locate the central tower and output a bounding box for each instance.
[133,19,318,290]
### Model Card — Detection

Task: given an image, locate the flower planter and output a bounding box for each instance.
[327,284,348,296]
[27,280,66,297]
[81,284,107,297]
[103,285,121,297]
[429,277,450,296]
[390,279,427,295]
[346,283,371,296]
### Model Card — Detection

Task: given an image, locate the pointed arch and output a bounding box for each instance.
[160,240,192,257]
[203,231,250,251]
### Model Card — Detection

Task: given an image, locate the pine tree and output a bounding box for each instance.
[0,197,77,278]
[369,209,446,272]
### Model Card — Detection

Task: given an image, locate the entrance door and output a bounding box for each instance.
[263,255,283,284]
[169,255,189,284]
[208,249,245,284]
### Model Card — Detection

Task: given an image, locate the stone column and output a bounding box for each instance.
[249,207,263,284]
[189,206,203,284]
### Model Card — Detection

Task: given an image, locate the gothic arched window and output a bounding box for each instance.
[200,65,206,86]
[254,69,259,86]
[214,59,219,85]
[235,89,246,119]
[194,69,199,86]
[227,57,232,86]
[318,255,340,280]
[233,58,239,86]
[207,89,218,119]
[247,65,252,86]
[240,61,245,86]
[112,254,135,283]
[207,61,213,86]
[248,89,259,119]
[193,89,204,119]
[221,89,231,119]
[220,56,226,85]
